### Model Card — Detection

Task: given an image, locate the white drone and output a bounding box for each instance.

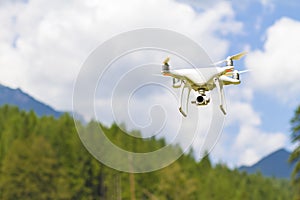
[161,52,248,117]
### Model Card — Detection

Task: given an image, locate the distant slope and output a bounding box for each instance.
[0,84,63,118]
[239,148,294,179]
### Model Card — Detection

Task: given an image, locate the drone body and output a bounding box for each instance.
[161,52,248,117]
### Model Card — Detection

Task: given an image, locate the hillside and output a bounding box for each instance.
[0,84,62,117]
[0,105,295,199]
[239,149,294,179]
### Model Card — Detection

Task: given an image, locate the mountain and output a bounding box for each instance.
[0,84,63,118]
[239,148,294,179]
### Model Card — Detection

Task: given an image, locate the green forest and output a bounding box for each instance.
[0,105,297,199]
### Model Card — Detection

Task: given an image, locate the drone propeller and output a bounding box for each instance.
[213,51,247,66]
[228,51,247,61]
[163,57,170,66]
[238,69,250,74]
[213,60,227,66]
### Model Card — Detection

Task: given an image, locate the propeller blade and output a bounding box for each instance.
[163,57,170,65]
[213,60,226,66]
[213,52,247,66]
[229,51,247,61]
[238,69,251,74]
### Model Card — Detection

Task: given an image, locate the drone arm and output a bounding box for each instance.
[214,78,227,115]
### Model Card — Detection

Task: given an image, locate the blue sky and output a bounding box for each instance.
[209,0,300,166]
[0,0,300,168]
[230,1,300,132]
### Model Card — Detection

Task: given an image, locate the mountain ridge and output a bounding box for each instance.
[239,148,294,179]
[0,84,63,118]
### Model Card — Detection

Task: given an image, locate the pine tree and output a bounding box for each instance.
[0,135,71,199]
[0,105,296,199]
[157,162,197,199]
[290,105,300,199]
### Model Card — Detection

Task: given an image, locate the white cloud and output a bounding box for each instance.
[245,17,300,104]
[211,85,289,167]
[0,0,242,111]
[213,16,300,167]
[176,0,225,10]
[234,125,287,165]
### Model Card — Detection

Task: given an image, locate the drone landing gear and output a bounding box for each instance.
[214,78,227,115]
[179,85,191,117]
[179,107,187,117]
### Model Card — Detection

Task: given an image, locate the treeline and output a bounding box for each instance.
[0,105,295,199]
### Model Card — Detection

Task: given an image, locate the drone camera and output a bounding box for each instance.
[192,94,210,106]
[197,95,204,103]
